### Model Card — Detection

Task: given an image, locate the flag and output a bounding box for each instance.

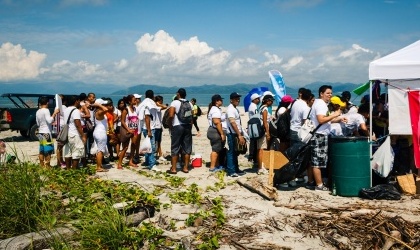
[408,90,420,168]
[268,70,286,104]
[352,81,370,96]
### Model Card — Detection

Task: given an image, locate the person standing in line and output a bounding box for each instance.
[36,96,60,168]
[78,94,91,168]
[85,92,96,162]
[307,85,344,191]
[247,93,260,166]
[133,93,142,164]
[91,98,111,172]
[114,99,125,158]
[138,90,161,172]
[63,95,87,169]
[166,88,193,174]
[116,94,139,169]
[257,94,275,175]
[206,94,226,172]
[55,94,67,167]
[154,95,167,161]
[289,88,312,146]
[191,98,201,137]
[226,92,246,177]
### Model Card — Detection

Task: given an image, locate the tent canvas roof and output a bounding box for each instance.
[369,40,420,80]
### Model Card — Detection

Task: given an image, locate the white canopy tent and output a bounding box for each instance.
[369,40,420,135]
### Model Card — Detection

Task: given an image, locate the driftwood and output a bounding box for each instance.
[237,176,278,201]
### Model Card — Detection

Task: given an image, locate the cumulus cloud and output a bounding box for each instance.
[0,42,46,81]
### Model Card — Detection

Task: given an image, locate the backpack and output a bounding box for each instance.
[270,101,295,141]
[177,100,192,124]
[196,105,202,116]
[247,110,264,139]
[162,110,171,129]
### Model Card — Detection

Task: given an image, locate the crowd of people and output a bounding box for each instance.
[35,85,414,188]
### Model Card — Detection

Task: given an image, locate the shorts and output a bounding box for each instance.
[207,126,225,152]
[171,124,193,156]
[155,128,163,143]
[37,133,54,155]
[64,134,85,159]
[257,135,268,150]
[309,133,328,168]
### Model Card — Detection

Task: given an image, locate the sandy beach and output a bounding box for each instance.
[1,106,420,249]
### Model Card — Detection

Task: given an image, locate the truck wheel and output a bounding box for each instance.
[20,130,29,137]
[29,124,39,141]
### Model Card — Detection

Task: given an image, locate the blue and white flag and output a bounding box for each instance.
[268,70,286,104]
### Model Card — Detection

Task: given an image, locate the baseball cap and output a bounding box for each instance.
[133,94,142,99]
[281,95,294,103]
[250,93,260,101]
[211,94,223,102]
[95,98,109,105]
[330,96,346,108]
[230,92,241,99]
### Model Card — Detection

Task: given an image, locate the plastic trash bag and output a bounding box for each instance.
[371,136,394,178]
[139,136,152,154]
[359,184,401,200]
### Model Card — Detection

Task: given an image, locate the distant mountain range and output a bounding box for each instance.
[0,81,363,97]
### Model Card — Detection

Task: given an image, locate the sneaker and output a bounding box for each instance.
[257,168,268,175]
[236,170,246,176]
[305,181,316,190]
[209,166,223,172]
[315,185,329,191]
[296,177,305,182]
[150,165,162,172]
[228,173,239,178]
[158,156,166,161]
[278,182,289,188]
[288,180,297,187]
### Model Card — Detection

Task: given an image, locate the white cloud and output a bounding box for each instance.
[282,56,303,71]
[0,42,46,81]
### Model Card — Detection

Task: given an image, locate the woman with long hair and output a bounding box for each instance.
[206,94,226,172]
[117,94,139,169]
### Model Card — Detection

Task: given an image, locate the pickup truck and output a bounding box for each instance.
[0,93,56,141]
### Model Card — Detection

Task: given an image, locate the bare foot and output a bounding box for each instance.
[117,165,123,170]
[129,162,138,168]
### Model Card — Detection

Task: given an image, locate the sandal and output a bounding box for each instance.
[96,168,109,172]
[181,169,189,173]
[166,170,177,175]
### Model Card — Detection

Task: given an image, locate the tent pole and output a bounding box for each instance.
[369,80,373,187]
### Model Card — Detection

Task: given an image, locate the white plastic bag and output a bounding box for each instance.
[139,136,152,154]
[298,119,315,143]
[371,136,394,178]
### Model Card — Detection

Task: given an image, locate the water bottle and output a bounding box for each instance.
[332,181,337,196]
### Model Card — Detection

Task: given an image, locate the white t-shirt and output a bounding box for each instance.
[260,105,272,123]
[63,106,82,136]
[36,108,54,134]
[170,99,193,126]
[248,102,258,118]
[290,99,310,132]
[208,106,227,131]
[309,99,330,135]
[341,112,365,136]
[226,104,242,134]
[155,107,162,129]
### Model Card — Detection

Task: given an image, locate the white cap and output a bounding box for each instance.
[250,93,260,101]
[95,98,109,105]
[263,91,275,97]
[133,94,142,99]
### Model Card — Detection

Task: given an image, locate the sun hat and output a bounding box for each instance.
[211,94,223,102]
[250,93,260,101]
[262,94,274,102]
[330,96,346,108]
[133,94,142,99]
[281,95,294,103]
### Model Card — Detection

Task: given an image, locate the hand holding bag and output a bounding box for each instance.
[298,119,316,143]
[139,136,152,154]
[235,136,247,155]
[119,126,134,143]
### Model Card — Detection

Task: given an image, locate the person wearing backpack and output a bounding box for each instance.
[190,98,201,137]
[247,93,261,166]
[257,94,275,175]
[166,88,193,174]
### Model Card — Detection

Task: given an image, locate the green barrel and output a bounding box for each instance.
[329,136,371,197]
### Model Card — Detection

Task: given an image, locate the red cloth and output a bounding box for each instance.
[408,90,420,168]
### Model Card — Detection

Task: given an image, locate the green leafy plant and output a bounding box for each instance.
[169,183,201,204]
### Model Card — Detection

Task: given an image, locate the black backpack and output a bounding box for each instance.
[177,100,193,124]
[269,101,295,141]
[196,105,202,116]
[162,110,171,129]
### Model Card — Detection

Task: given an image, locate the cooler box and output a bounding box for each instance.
[191,154,202,168]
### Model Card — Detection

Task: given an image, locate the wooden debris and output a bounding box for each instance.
[237,176,278,201]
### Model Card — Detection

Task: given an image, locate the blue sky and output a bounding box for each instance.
[1,0,420,90]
